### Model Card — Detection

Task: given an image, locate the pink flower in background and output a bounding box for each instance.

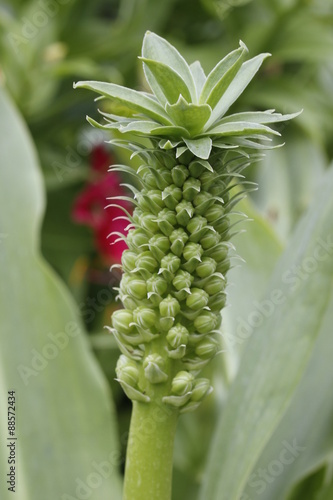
[72,145,131,265]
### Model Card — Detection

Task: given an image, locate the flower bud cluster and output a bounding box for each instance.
[111,147,236,412]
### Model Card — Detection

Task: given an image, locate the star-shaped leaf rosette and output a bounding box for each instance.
[74,32,299,414]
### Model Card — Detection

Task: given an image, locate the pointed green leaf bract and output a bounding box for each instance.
[217,110,302,125]
[166,95,212,135]
[151,125,191,138]
[183,137,212,159]
[190,61,207,100]
[200,41,248,106]
[142,31,197,103]
[205,121,281,137]
[119,120,159,135]
[140,57,192,104]
[206,52,271,127]
[74,80,172,125]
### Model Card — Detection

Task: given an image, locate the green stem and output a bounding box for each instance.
[123,400,178,500]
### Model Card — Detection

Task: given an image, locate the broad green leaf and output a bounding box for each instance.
[206,53,271,127]
[142,31,197,103]
[242,289,333,500]
[253,134,327,242]
[140,57,192,104]
[151,125,191,138]
[0,87,122,500]
[190,61,207,99]
[204,121,280,137]
[216,110,301,125]
[183,137,212,159]
[200,42,248,108]
[73,80,172,125]
[222,196,283,378]
[166,96,212,135]
[200,166,333,500]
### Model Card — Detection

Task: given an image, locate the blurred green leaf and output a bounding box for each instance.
[200,166,333,500]
[0,86,122,499]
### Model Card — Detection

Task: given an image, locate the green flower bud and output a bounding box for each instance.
[196,257,217,278]
[116,354,139,386]
[209,179,227,197]
[152,168,173,190]
[160,253,181,277]
[148,233,170,261]
[182,242,203,272]
[126,229,149,251]
[169,228,189,256]
[205,205,225,223]
[193,191,216,215]
[133,307,157,329]
[183,178,201,201]
[171,371,194,395]
[186,288,209,310]
[156,208,177,236]
[167,344,187,359]
[140,212,159,233]
[194,311,218,334]
[159,294,181,318]
[206,242,229,262]
[143,354,168,384]
[172,269,193,291]
[171,164,189,187]
[147,273,168,296]
[135,251,158,277]
[162,392,191,408]
[213,217,230,235]
[183,242,203,262]
[189,160,211,177]
[159,316,175,332]
[208,292,227,311]
[132,207,143,224]
[203,273,226,295]
[215,258,231,275]
[112,309,134,334]
[175,200,194,226]
[166,324,189,349]
[146,189,165,209]
[125,276,147,300]
[140,167,158,189]
[187,215,209,243]
[199,171,216,190]
[195,336,219,359]
[136,191,158,213]
[190,378,212,402]
[121,250,137,272]
[162,184,182,209]
[200,230,221,250]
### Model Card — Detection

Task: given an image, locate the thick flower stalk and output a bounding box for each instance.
[74,32,298,500]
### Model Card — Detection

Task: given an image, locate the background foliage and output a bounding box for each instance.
[1,0,333,499]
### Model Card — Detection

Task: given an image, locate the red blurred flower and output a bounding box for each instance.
[72,145,131,265]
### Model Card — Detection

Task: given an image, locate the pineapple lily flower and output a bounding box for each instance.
[74,31,299,500]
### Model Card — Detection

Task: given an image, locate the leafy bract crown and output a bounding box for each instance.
[74,31,298,160]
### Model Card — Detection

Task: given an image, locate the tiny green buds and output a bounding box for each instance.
[159,295,181,318]
[166,324,189,349]
[143,354,168,384]
[76,30,298,425]
[149,233,170,261]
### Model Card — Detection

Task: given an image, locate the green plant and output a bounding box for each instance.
[74,31,298,500]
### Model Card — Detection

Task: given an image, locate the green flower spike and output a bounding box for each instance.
[74,31,299,500]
